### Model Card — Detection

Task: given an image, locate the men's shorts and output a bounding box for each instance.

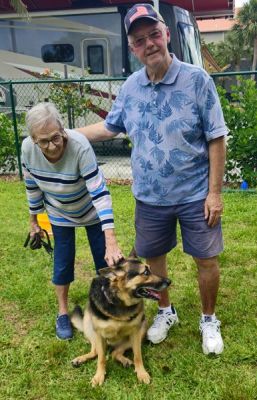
[135,199,223,259]
[51,222,107,285]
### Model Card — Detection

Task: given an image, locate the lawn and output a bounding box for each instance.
[0,179,256,400]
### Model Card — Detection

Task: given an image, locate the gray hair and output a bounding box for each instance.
[25,102,63,137]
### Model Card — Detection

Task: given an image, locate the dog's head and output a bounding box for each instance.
[98,257,171,305]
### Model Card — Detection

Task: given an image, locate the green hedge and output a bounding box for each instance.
[0,113,20,173]
[217,79,257,188]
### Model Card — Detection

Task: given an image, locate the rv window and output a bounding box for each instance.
[178,23,202,67]
[41,44,74,63]
[87,45,104,74]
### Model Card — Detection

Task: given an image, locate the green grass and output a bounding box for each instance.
[0,178,257,400]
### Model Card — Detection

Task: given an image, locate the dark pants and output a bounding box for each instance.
[51,223,107,285]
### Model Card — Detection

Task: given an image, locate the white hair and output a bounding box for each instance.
[25,102,63,137]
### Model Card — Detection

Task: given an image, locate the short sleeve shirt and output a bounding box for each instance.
[105,54,228,206]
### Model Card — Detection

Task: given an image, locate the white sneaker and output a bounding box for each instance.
[200,316,224,355]
[147,309,179,344]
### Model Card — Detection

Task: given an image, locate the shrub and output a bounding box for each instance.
[0,113,20,173]
[217,79,257,188]
[38,70,104,127]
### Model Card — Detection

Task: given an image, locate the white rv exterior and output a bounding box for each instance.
[0,3,203,81]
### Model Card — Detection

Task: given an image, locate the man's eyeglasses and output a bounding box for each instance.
[129,28,164,49]
[34,130,65,149]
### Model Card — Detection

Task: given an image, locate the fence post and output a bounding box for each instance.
[9,82,23,180]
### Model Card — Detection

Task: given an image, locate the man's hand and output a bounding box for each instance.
[204,193,223,228]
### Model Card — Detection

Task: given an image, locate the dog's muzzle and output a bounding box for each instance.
[135,278,171,300]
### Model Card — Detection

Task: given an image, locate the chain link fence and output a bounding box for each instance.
[0,77,132,180]
[1,71,257,182]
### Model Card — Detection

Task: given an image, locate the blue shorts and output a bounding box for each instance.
[51,223,107,285]
[135,199,223,259]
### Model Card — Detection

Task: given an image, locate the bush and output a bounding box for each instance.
[217,79,257,188]
[0,113,21,173]
[39,69,104,127]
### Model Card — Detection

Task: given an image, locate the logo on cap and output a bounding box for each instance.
[129,6,150,24]
[124,3,162,34]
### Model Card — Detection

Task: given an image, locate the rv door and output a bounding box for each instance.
[80,38,111,76]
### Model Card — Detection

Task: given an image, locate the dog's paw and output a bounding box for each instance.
[71,358,82,368]
[112,353,133,367]
[136,369,151,384]
[91,372,105,386]
[121,357,133,368]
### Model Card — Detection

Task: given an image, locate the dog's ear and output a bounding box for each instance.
[98,267,116,279]
[98,265,125,280]
[129,246,138,258]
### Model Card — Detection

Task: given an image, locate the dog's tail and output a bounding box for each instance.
[70,305,84,332]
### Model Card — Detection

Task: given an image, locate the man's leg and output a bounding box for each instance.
[178,199,224,354]
[194,256,224,354]
[194,256,220,315]
[146,254,170,307]
[146,254,178,344]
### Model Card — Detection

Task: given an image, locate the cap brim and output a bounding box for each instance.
[127,16,160,34]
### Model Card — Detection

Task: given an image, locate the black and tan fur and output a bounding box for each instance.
[71,257,171,386]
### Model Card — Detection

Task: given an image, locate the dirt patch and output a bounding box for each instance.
[75,259,95,281]
[0,174,20,182]
[1,300,34,344]
[106,178,132,185]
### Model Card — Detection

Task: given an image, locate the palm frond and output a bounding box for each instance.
[10,0,30,21]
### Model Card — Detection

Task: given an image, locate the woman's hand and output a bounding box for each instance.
[104,229,124,266]
[29,215,43,238]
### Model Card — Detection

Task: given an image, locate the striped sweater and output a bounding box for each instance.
[21,129,114,230]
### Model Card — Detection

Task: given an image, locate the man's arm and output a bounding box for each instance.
[76,121,116,143]
[205,136,226,227]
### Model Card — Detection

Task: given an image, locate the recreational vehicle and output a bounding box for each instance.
[0,1,203,81]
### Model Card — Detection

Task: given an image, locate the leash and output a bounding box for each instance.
[23,229,53,256]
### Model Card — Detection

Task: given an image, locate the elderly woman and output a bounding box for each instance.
[22,102,123,340]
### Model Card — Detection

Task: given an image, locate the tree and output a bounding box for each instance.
[8,0,30,20]
[237,0,257,72]
[206,26,248,85]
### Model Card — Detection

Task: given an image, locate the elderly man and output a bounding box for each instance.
[78,3,227,355]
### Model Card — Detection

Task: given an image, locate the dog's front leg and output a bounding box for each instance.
[131,330,150,384]
[91,335,106,387]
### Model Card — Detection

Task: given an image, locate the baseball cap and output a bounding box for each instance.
[124,3,164,34]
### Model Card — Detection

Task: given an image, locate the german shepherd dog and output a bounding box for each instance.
[71,257,171,386]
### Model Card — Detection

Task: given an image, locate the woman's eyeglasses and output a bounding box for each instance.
[34,130,65,149]
[130,28,163,49]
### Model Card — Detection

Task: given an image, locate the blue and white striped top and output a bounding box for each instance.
[21,129,114,230]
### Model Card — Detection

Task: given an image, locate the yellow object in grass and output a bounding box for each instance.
[37,213,52,235]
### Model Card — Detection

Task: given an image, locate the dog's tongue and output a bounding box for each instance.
[148,289,161,300]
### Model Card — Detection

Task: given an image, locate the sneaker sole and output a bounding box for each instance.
[147,335,167,344]
[147,318,179,344]
[202,344,224,355]
[56,334,73,341]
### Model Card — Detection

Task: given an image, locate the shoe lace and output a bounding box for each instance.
[152,311,174,329]
[58,315,70,329]
[201,321,221,338]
